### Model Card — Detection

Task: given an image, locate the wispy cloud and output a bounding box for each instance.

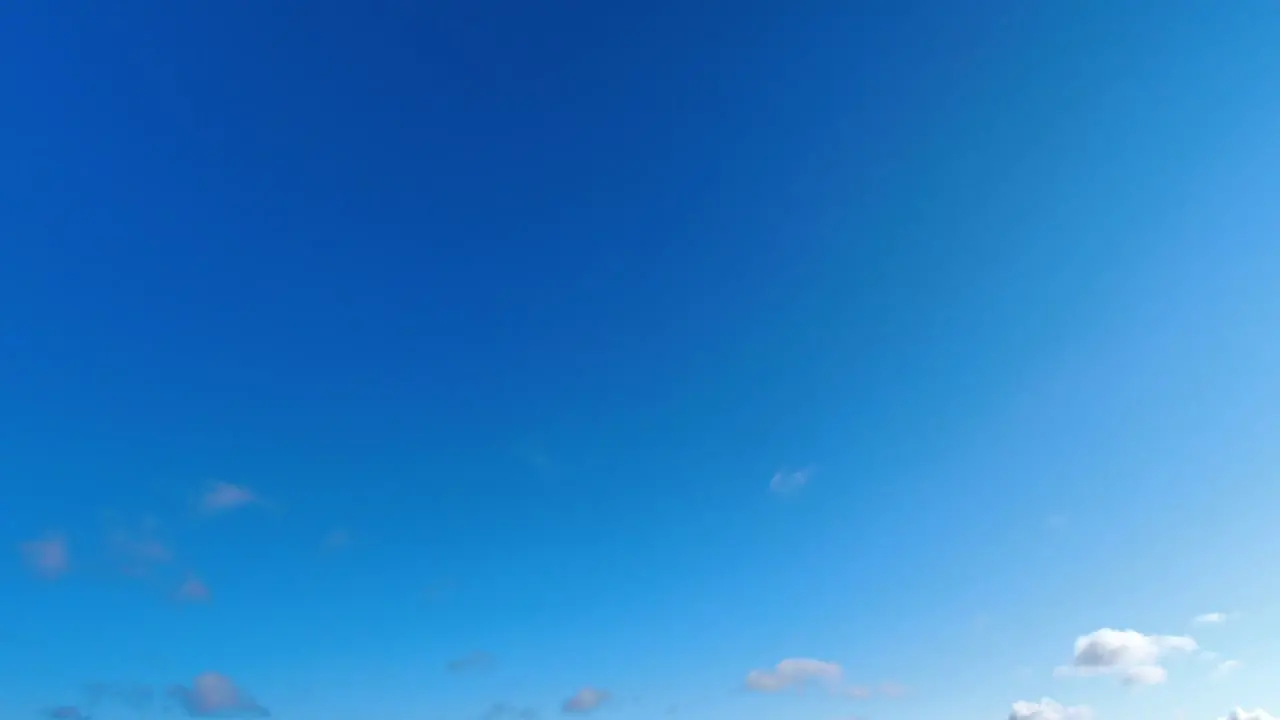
[1010,698,1093,720]
[878,682,908,697]
[176,575,211,603]
[1212,659,1242,679]
[106,517,173,577]
[447,651,496,673]
[1193,612,1228,625]
[323,528,351,551]
[83,682,154,714]
[199,482,260,514]
[769,468,811,494]
[21,533,69,578]
[745,658,842,693]
[480,703,539,720]
[562,688,609,714]
[169,673,268,718]
[1054,628,1197,686]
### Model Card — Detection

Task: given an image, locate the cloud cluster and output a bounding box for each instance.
[1056,629,1197,686]
[170,673,268,718]
[562,688,609,714]
[1010,698,1093,720]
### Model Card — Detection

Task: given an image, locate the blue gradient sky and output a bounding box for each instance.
[2,3,1279,720]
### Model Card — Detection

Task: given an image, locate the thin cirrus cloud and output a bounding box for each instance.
[769,468,811,494]
[562,688,610,714]
[20,533,69,578]
[1010,698,1094,720]
[199,482,261,514]
[1054,628,1197,686]
[169,673,268,718]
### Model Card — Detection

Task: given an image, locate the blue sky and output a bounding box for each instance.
[2,2,1279,720]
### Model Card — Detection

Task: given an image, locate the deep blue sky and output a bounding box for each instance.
[2,3,1279,720]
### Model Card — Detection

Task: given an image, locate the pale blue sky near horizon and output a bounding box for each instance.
[2,2,1279,720]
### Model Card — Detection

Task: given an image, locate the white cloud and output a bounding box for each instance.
[20,533,69,578]
[1212,660,1242,678]
[1121,666,1167,686]
[1056,628,1197,685]
[745,658,842,692]
[562,687,609,714]
[1220,710,1276,720]
[769,469,811,494]
[176,575,210,603]
[170,673,267,717]
[1193,613,1228,625]
[1010,698,1093,720]
[200,482,260,514]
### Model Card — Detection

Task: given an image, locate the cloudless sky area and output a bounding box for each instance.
[3,3,1280,720]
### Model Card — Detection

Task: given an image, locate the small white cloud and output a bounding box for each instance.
[745,658,842,692]
[1010,698,1093,720]
[176,575,210,603]
[1220,710,1276,720]
[1193,612,1228,625]
[1056,628,1197,685]
[879,682,908,698]
[769,468,811,494]
[200,482,259,514]
[170,672,267,717]
[562,687,609,714]
[1212,660,1242,678]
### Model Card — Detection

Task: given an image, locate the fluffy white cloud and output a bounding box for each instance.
[745,658,842,692]
[1194,612,1228,625]
[1220,709,1276,720]
[1009,698,1093,720]
[1057,628,1197,685]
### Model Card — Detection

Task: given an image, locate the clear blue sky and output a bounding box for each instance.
[2,3,1279,720]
